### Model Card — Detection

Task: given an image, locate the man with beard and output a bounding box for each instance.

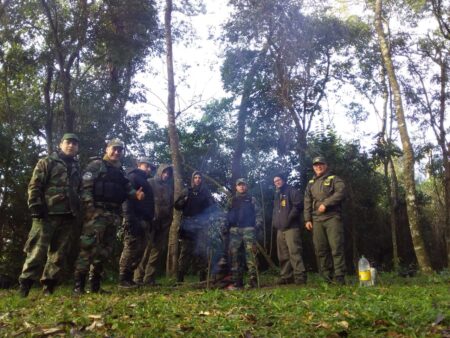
[175,171,215,283]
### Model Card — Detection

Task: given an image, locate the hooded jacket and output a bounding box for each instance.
[272,183,303,230]
[148,164,174,222]
[174,171,215,217]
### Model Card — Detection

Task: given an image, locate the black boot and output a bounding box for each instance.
[199,271,207,282]
[19,279,33,298]
[42,279,56,295]
[176,271,184,284]
[119,272,138,289]
[73,273,86,295]
[89,276,110,294]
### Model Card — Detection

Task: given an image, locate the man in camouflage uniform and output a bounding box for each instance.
[175,171,215,283]
[118,157,155,288]
[134,164,173,286]
[304,156,347,285]
[19,133,81,297]
[272,173,307,285]
[73,139,145,294]
[226,178,262,289]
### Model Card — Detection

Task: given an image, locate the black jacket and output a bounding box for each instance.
[272,184,303,230]
[174,171,215,217]
[123,168,155,222]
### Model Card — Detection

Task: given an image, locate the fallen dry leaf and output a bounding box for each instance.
[86,320,104,331]
[41,327,65,336]
[88,314,102,320]
[316,321,332,329]
[337,321,349,329]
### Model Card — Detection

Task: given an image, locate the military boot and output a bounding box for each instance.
[89,276,111,294]
[19,278,33,298]
[42,279,56,295]
[119,272,138,289]
[199,271,207,283]
[73,273,86,295]
[176,271,184,284]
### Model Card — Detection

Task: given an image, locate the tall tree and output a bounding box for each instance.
[374,0,432,272]
[164,0,184,276]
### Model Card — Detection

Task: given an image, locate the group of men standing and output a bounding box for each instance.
[18,133,347,297]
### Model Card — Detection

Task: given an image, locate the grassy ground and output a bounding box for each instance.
[0,272,448,337]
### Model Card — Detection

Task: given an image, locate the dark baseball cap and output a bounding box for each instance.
[137,157,152,166]
[61,133,79,142]
[312,156,327,165]
[236,178,247,185]
[107,138,124,148]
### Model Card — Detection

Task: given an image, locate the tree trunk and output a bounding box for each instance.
[374,0,432,272]
[230,43,270,185]
[386,159,400,270]
[164,0,183,277]
[43,61,54,153]
[437,58,450,267]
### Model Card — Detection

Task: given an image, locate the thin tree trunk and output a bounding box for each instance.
[164,0,183,277]
[374,0,432,272]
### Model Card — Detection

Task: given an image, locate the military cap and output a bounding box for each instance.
[236,178,247,185]
[61,133,79,142]
[107,138,124,148]
[137,156,152,166]
[312,156,327,165]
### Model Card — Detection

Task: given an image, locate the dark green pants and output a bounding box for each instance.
[312,216,346,279]
[276,228,306,281]
[134,218,170,283]
[20,215,76,284]
[178,217,208,277]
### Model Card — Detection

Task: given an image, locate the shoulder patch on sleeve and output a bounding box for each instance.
[82,172,93,180]
[308,179,315,184]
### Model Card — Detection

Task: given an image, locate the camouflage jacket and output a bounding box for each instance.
[81,158,136,208]
[304,172,346,222]
[28,152,81,216]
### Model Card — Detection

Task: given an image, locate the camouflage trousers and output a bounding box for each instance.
[178,217,209,276]
[74,208,121,278]
[229,227,257,283]
[119,219,151,276]
[19,215,77,284]
[134,218,171,283]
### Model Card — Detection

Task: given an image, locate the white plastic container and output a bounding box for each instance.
[370,267,376,286]
[358,256,372,286]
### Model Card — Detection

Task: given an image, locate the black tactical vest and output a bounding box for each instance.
[93,163,128,204]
